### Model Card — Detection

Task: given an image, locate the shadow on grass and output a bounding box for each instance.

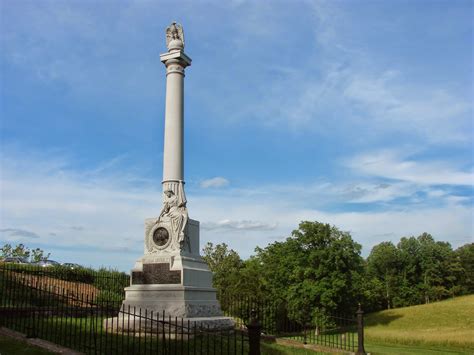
[261,339,313,355]
[261,342,288,355]
[365,312,403,326]
[0,334,55,355]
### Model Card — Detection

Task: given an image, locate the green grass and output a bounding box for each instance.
[256,295,474,354]
[0,335,54,355]
[364,340,471,355]
[0,332,328,355]
[271,295,474,354]
[3,315,249,354]
[364,294,474,353]
[261,340,333,354]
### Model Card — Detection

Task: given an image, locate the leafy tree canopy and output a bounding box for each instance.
[1,243,50,262]
[254,221,364,320]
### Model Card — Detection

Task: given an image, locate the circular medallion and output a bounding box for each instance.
[153,227,169,247]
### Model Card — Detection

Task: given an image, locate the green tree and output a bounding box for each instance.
[236,257,266,299]
[368,233,464,309]
[417,233,460,303]
[11,243,30,260]
[31,248,51,262]
[1,243,13,259]
[1,243,50,263]
[202,242,244,299]
[367,241,401,309]
[455,243,474,294]
[255,221,364,321]
[397,236,423,306]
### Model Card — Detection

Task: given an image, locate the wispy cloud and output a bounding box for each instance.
[1,1,472,269]
[347,149,473,186]
[1,150,472,269]
[337,182,416,204]
[202,219,277,232]
[0,228,40,240]
[343,72,472,144]
[201,0,473,148]
[200,177,230,189]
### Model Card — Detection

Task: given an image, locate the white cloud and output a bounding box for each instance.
[1,150,472,270]
[3,1,471,147]
[338,182,416,204]
[347,149,473,186]
[343,73,472,144]
[204,0,473,147]
[200,177,230,189]
[295,207,474,251]
[0,228,40,240]
[202,219,277,232]
[191,194,473,256]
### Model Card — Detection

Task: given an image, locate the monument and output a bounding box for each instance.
[117,22,233,330]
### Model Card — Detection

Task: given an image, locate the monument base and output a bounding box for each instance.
[113,217,234,332]
[121,284,223,318]
[104,315,235,335]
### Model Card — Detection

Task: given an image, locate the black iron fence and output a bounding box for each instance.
[0,264,253,354]
[220,296,366,354]
[0,263,366,354]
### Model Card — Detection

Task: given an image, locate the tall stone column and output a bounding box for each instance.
[160,31,191,197]
[112,22,234,331]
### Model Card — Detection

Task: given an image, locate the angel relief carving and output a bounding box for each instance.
[166,22,185,50]
[154,182,189,251]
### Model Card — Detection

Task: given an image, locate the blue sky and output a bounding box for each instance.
[1,0,473,271]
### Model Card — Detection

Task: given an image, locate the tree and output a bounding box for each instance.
[31,248,50,262]
[11,243,30,260]
[417,234,458,303]
[454,243,474,295]
[202,242,244,299]
[254,221,365,321]
[367,242,401,309]
[1,243,50,262]
[397,236,423,306]
[1,243,13,258]
[368,233,463,308]
[236,257,266,299]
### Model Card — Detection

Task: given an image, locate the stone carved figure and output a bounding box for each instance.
[166,22,185,50]
[156,188,188,247]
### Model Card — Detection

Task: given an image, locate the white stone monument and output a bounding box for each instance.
[117,22,233,330]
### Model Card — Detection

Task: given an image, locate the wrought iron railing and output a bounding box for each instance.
[0,264,252,354]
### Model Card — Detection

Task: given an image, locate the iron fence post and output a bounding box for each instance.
[247,309,261,355]
[356,303,366,355]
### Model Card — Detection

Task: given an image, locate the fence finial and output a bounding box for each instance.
[247,309,261,355]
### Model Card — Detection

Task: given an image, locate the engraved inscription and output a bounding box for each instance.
[131,263,181,285]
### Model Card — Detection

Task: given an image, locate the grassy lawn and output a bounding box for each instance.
[364,294,474,353]
[364,340,472,355]
[2,294,473,354]
[271,295,474,354]
[0,335,54,355]
[3,315,250,354]
[0,333,331,355]
[262,340,334,354]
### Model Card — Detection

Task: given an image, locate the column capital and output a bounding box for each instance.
[160,50,192,67]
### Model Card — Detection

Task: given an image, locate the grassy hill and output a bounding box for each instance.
[364,294,474,354]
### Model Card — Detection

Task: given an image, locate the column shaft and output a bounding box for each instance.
[163,68,184,182]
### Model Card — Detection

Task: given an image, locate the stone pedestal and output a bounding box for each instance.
[114,218,234,330]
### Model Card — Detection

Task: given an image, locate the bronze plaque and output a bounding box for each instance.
[153,227,169,247]
[131,263,181,285]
